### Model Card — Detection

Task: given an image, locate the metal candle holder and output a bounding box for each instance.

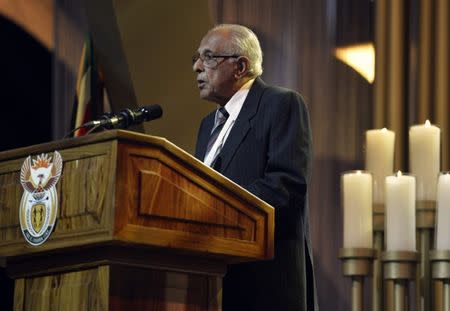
[416,200,436,311]
[430,250,450,311]
[382,251,419,311]
[373,203,385,311]
[339,248,375,311]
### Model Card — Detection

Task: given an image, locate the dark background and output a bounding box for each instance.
[0,16,52,152]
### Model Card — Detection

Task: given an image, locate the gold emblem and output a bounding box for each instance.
[31,203,46,233]
[19,151,63,246]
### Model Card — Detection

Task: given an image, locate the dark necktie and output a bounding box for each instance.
[205,107,229,160]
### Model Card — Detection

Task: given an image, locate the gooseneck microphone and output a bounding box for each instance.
[84,104,163,130]
[64,104,163,138]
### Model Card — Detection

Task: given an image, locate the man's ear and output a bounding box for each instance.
[235,57,250,79]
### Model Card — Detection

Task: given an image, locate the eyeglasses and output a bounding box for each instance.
[192,52,240,68]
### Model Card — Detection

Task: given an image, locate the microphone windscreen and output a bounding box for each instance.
[142,104,163,121]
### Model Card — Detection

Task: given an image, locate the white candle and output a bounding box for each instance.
[409,120,440,200]
[341,171,373,248]
[385,171,416,251]
[436,172,450,250]
[365,128,395,204]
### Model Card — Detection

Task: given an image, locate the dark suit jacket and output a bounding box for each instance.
[195,78,317,311]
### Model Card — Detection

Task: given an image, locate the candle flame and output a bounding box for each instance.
[425,120,431,127]
[381,128,387,132]
[397,170,402,177]
[356,170,362,175]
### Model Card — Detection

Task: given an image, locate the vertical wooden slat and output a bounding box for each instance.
[434,0,449,170]
[374,0,388,129]
[417,0,433,122]
[13,278,24,311]
[207,276,222,311]
[388,0,406,171]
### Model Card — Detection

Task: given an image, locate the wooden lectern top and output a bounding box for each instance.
[0,130,274,273]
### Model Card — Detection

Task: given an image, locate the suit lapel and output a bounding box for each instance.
[195,113,215,160]
[215,78,267,172]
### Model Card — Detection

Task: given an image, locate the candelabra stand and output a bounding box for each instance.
[339,248,375,311]
[416,200,436,311]
[430,250,450,311]
[382,251,419,311]
[373,203,385,311]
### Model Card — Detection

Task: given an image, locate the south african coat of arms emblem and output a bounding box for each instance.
[19,151,63,246]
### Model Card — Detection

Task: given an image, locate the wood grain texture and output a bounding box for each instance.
[109,265,220,311]
[0,141,117,257]
[14,266,108,311]
[113,141,269,259]
[0,129,273,268]
[13,264,222,311]
[139,169,255,239]
[108,131,273,260]
[0,171,22,242]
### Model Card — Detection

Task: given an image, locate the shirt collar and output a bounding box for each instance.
[221,78,255,119]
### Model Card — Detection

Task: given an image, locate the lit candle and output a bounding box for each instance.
[409,120,440,200]
[435,172,450,250]
[385,171,416,251]
[341,170,373,248]
[365,128,395,204]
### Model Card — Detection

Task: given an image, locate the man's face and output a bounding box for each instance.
[193,30,238,105]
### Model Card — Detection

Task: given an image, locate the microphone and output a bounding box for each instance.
[84,104,163,130]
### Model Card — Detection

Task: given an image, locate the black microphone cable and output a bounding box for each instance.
[63,112,114,138]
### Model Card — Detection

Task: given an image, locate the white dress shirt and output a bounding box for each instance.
[203,78,255,167]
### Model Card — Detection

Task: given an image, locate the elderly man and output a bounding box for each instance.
[193,24,317,311]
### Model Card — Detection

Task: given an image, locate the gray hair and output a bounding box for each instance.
[209,24,263,77]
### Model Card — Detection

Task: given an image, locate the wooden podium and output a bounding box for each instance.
[0,130,274,311]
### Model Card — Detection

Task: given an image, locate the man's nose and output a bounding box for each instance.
[193,58,203,73]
